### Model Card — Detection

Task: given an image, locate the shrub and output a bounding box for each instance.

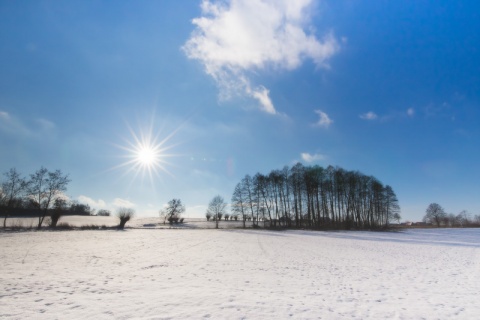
[7,219,36,231]
[80,224,111,230]
[168,216,179,224]
[97,209,111,216]
[80,224,97,230]
[56,222,73,230]
[10,219,25,230]
[116,208,135,229]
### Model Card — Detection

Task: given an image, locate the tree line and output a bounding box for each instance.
[229,163,401,230]
[0,167,135,230]
[0,167,75,229]
[423,203,480,227]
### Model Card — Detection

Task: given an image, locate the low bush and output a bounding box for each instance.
[80,224,110,230]
[9,219,25,230]
[56,222,73,230]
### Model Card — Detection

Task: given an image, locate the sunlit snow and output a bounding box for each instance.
[1,225,479,319]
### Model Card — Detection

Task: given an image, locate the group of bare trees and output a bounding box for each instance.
[159,198,185,224]
[0,167,70,229]
[231,163,401,230]
[423,203,480,227]
[206,195,227,229]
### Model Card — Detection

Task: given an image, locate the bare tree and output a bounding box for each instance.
[456,210,471,227]
[445,213,457,227]
[231,181,247,228]
[384,185,400,226]
[205,211,212,221]
[392,212,402,224]
[231,164,402,230]
[242,175,258,227]
[474,214,480,225]
[26,167,70,229]
[50,197,67,227]
[206,195,227,229]
[160,198,185,224]
[1,168,28,228]
[423,203,446,227]
[117,207,135,229]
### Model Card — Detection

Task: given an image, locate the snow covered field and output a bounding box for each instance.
[1,228,479,319]
[1,216,245,229]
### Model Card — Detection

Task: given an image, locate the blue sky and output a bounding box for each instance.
[1,0,479,221]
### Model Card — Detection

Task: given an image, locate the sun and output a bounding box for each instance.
[136,145,158,167]
[122,129,170,181]
[112,117,182,185]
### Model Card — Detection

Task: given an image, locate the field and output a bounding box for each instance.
[1,223,479,319]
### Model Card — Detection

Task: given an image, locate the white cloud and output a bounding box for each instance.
[0,110,30,136]
[112,198,135,208]
[359,111,378,120]
[36,118,55,130]
[407,108,415,117]
[0,111,55,136]
[425,102,453,118]
[301,152,325,163]
[314,110,333,128]
[78,195,107,209]
[0,111,10,120]
[248,85,275,114]
[56,192,70,202]
[183,0,339,114]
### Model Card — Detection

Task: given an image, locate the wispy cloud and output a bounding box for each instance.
[407,108,415,117]
[424,102,454,119]
[36,118,55,130]
[0,111,10,120]
[112,198,135,208]
[248,86,275,114]
[359,108,417,122]
[78,195,107,209]
[314,110,333,128]
[183,0,339,114]
[359,111,378,120]
[0,110,30,136]
[0,110,56,136]
[301,152,326,163]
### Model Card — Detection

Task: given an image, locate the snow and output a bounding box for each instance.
[2,216,246,229]
[1,227,479,319]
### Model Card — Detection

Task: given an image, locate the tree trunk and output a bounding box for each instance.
[3,211,8,228]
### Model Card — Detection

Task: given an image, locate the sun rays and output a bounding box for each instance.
[111,115,183,188]
[136,145,157,167]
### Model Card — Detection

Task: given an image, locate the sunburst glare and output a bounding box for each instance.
[136,144,158,167]
[111,117,182,187]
